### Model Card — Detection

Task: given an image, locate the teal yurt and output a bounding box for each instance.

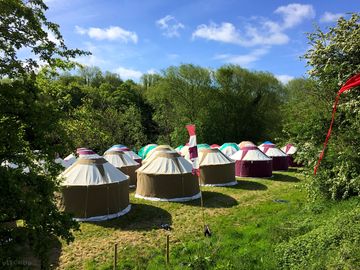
[197,144,211,150]
[138,144,157,159]
[220,143,240,157]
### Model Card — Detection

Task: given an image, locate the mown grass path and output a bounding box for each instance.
[55,169,305,269]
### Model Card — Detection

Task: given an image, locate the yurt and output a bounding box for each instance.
[142,145,175,164]
[108,144,142,164]
[135,151,201,202]
[60,153,77,168]
[59,149,130,221]
[238,141,256,148]
[138,144,157,159]
[198,143,211,149]
[103,148,140,188]
[180,144,189,157]
[175,145,184,154]
[210,144,220,149]
[231,146,272,177]
[281,144,301,167]
[220,143,240,157]
[258,143,288,171]
[198,148,237,186]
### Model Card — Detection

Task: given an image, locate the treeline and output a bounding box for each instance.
[40,64,285,156]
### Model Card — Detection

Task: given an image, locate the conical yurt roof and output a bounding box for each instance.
[106,145,141,160]
[103,149,139,167]
[210,144,220,149]
[60,149,129,186]
[258,143,287,157]
[281,144,297,155]
[144,145,175,162]
[138,144,157,159]
[231,146,272,161]
[199,148,235,166]
[238,141,256,148]
[220,142,240,157]
[137,150,193,175]
[175,145,184,153]
[197,143,211,149]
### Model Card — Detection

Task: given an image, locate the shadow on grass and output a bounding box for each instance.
[271,172,300,182]
[287,167,302,173]
[90,203,172,231]
[183,191,238,208]
[230,180,268,191]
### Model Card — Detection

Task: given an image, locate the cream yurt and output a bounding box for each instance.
[231,145,272,177]
[142,145,175,164]
[108,144,142,164]
[198,148,237,186]
[59,149,130,221]
[135,151,201,202]
[103,147,140,188]
[258,143,288,171]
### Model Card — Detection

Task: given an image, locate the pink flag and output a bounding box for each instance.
[186,124,200,176]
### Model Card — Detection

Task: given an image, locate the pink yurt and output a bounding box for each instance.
[281,144,301,167]
[230,146,272,177]
[258,143,288,171]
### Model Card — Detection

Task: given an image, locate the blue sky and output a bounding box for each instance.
[43,0,359,83]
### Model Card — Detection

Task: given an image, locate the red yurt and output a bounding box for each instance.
[258,143,288,171]
[230,146,272,177]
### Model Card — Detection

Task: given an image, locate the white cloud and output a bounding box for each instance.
[193,22,288,47]
[214,47,269,67]
[167,53,180,60]
[114,66,143,80]
[75,25,138,43]
[192,3,314,47]
[275,74,294,84]
[275,3,315,29]
[156,15,184,37]
[320,12,344,23]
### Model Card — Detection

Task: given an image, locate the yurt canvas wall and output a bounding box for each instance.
[258,143,288,171]
[231,146,272,177]
[198,148,237,186]
[135,151,200,202]
[60,150,130,221]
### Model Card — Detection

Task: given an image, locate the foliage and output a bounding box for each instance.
[276,199,360,269]
[281,13,360,199]
[0,0,88,78]
[0,80,79,268]
[145,64,285,146]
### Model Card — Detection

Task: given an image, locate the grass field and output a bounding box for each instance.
[53,169,303,269]
[52,168,359,269]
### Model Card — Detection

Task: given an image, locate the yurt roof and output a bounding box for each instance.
[220,143,240,151]
[136,150,193,175]
[238,141,256,148]
[60,150,129,186]
[220,143,240,156]
[231,146,271,161]
[197,143,211,149]
[281,144,298,155]
[175,145,184,152]
[103,150,139,167]
[210,144,220,149]
[199,148,234,166]
[258,144,287,157]
[142,145,175,163]
[138,144,157,159]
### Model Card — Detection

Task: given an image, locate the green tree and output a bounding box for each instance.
[0,0,87,267]
[284,13,360,199]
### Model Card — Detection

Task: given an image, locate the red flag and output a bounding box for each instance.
[314,73,360,175]
[186,124,200,176]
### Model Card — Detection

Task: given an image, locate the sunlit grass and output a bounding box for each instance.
[56,170,306,269]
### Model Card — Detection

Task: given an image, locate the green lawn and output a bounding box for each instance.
[54,169,360,269]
